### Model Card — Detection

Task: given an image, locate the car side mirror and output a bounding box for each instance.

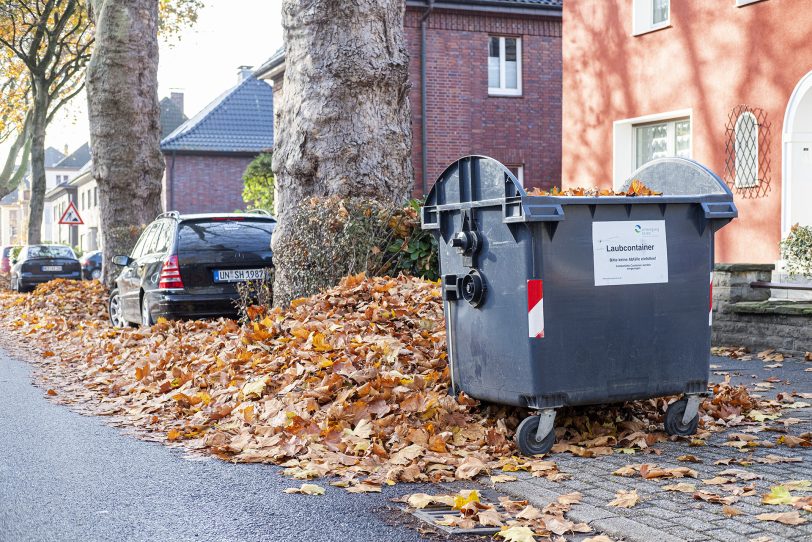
[112,255,133,266]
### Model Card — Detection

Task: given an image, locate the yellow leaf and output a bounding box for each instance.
[496,526,536,542]
[763,486,794,505]
[453,489,480,510]
[242,379,266,399]
[167,429,181,441]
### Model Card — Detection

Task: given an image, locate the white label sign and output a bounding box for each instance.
[592,220,668,286]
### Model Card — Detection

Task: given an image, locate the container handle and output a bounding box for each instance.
[701,202,737,220]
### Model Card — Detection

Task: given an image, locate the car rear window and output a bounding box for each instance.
[177,219,275,253]
[28,245,75,259]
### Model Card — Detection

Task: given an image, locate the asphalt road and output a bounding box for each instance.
[0,349,439,542]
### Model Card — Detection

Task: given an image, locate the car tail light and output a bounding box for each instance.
[158,254,184,289]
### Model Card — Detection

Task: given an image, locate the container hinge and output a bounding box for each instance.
[450,209,482,268]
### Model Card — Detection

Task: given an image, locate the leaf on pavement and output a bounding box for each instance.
[490,474,518,484]
[477,508,504,527]
[608,490,639,508]
[455,456,487,480]
[662,483,696,493]
[722,505,743,517]
[557,492,582,505]
[755,511,807,525]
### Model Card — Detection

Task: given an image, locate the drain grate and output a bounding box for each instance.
[410,505,503,535]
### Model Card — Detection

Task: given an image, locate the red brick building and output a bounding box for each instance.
[256,0,563,196]
[562,0,812,263]
[161,68,274,214]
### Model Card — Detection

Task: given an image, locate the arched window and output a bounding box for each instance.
[734,111,759,188]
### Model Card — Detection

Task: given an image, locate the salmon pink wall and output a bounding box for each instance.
[562,0,812,263]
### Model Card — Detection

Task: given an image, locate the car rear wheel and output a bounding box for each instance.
[109,289,127,328]
[141,296,154,328]
[91,269,101,280]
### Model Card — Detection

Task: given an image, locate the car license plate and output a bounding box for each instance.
[213,268,267,283]
[42,265,62,272]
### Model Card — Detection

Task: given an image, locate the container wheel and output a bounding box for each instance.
[515,415,555,456]
[664,398,699,436]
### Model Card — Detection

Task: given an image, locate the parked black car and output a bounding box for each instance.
[10,245,82,292]
[80,250,102,280]
[109,212,275,327]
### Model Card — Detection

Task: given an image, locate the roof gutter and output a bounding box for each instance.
[420,0,434,196]
[406,0,561,17]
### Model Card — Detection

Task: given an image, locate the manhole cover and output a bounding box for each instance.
[410,505,502,535]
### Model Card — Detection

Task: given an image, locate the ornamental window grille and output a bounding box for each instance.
[724,105,771,198]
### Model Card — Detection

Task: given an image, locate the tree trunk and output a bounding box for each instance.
[86,0,165,286]
[26,79,48,245]
[272,0,413,306]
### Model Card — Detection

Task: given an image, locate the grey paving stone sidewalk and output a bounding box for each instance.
[501,355,812,542]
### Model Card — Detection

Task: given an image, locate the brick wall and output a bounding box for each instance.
[163,153,254,214]
[269,8,563,199]
[406,8,562,196]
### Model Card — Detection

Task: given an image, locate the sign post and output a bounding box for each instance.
[58,201,84,226]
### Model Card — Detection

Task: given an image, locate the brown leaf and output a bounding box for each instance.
[756,511,807,525]
[722,505,743,517]
[608,490,639,508]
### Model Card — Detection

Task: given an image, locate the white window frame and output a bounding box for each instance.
[734,111,759,188]
[507,165,524,186]
[736,0,767,6]
[488,36,522,97]
[612,108,693,189]
[633,117,690,170]
[632,0,671,36]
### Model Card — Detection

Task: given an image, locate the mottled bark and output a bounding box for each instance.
[272,0,414,306]
[86,0,164,286]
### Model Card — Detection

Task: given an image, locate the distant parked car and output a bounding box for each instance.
[80,250,102,280]
[1,245,17,274]
[10,245,81,292]
[109,212,275,327]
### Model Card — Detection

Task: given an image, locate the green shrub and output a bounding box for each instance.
[780,224,812,277]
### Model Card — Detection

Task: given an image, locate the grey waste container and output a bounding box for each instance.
[421,156,737,455]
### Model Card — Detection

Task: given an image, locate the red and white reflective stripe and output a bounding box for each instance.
[528,279,544,338]
[709,271,714,326]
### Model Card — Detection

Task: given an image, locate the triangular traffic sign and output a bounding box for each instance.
[59,200,84,225]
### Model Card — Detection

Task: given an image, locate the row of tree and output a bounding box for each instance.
[1,0,415,303]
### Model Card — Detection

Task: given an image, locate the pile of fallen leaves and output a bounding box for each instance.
[0,276,783,493]
[527,180,661,197]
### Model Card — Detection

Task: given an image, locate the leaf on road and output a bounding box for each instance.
[557,492,582,505]
[496,526,536,542]
[477,508,503,527]
[284,483,325,495]
[490,474,518,484]
[46,389,57,396]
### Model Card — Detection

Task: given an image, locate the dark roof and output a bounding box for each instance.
[44,147,66,168]
[53,142,91,169]
[160,97,188,138]
[160,76,274,154]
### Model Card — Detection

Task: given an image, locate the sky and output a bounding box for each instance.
[46,0,284,156]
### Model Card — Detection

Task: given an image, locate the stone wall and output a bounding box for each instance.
[712,263,812,356]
